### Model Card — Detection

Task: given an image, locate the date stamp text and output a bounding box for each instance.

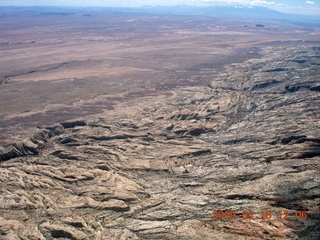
[212,210,308,220]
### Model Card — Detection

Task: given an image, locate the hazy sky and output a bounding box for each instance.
[1,0,319,15]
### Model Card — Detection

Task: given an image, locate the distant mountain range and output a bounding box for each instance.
[1,5,319,24]
[141,5,281,17]
[138,5,320,21]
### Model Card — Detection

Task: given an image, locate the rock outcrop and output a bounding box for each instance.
[0,45,319,239]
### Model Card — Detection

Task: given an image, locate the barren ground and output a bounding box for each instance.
[0,7,319,240]
[1,8,319,144]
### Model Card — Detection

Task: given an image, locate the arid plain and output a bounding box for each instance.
[1,8,319,144]
[0,7,320,240]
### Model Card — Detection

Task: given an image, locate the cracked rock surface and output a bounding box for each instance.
[0,45,319,239]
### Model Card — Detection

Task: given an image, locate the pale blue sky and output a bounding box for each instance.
[0,0,319,15]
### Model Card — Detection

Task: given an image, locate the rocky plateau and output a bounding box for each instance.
[0,45,319,239]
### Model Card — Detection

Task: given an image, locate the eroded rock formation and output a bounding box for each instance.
[0,46,319,239]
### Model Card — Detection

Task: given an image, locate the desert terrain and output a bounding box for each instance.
[1,7,319,145]
[0,7,319,240]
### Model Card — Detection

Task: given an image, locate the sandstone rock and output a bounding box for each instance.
[45,123,65,135]
[0,218,22,235]
[61,217,87,228]
[0,45,319,239]
[60,120,87,128]
[0,139,39,161]
[40,222,87,240]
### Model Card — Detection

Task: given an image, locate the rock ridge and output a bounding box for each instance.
[0,45,319,239]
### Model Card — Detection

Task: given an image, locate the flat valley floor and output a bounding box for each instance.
[1,8,319,144]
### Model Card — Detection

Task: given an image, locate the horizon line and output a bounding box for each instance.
[0,4,319,17]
